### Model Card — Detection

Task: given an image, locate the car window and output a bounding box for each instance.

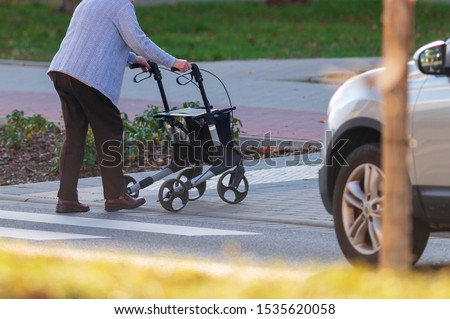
[446,38,450,67]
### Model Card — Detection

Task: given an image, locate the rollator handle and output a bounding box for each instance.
[129,63,143,69]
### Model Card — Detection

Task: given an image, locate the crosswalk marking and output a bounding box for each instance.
[0,210,259,237]
[0,227,108,241]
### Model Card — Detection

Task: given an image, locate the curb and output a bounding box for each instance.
[0,194,57,205]
[0,59,49,68]
[239,135,322,150]
[0,193,104,208]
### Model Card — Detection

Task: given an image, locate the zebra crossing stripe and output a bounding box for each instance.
[0,210,259,237]
[0,226,108,241]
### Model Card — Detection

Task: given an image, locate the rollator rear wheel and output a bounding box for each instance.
[158,178,189,212]
[123,175,139,198]
[177,167,207,201]
[217,171,249,204]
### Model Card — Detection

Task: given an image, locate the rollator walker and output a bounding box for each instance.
[123,62,249,212]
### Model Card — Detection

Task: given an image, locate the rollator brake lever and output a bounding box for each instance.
[129,61,153,83]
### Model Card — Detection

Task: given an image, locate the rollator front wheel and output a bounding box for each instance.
[123,175,139,198]
[217,171,249,204]
[177,167,207,201]
[158,178,189,212]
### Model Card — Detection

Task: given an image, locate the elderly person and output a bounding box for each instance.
[48,0,191,213]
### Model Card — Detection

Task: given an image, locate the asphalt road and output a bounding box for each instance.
[0,197,343,265]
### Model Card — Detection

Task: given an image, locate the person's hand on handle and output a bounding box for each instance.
[172,59,192,73]
[134,55,150,71]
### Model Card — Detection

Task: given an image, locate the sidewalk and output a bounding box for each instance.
[0,58,381,226]
[0,156,332,227]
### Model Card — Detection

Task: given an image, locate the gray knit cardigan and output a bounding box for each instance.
[48,0,175,105]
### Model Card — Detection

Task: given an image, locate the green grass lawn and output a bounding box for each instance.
[1,0,449,62]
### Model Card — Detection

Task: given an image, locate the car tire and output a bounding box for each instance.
[332,143,430,265]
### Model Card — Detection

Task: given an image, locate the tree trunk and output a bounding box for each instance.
[380,0,415,269]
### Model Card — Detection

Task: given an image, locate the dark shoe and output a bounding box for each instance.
[56,199,90,213]
[105,194,146,212]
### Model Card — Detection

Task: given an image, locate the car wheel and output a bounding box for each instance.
[333,143,430,265]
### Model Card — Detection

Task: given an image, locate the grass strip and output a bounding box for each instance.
[0,0,449,61]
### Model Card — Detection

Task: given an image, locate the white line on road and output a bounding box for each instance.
[0,227,109,241]
[0,210,259,237]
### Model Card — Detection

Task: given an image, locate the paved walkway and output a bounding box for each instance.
[0,156,332,227]
[0,58,380,226]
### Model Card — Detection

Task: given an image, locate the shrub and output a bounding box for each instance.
[0,109,59,150]
[2,106,242,174]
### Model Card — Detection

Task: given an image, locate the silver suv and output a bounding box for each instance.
[319,38,450,265]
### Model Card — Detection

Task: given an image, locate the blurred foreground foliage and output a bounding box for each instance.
[2,242,450,298]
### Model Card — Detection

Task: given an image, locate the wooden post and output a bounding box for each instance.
[380,0,415,269]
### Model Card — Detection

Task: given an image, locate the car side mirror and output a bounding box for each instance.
[414,40,447,75]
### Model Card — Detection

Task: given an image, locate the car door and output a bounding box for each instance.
[411,72,450,217]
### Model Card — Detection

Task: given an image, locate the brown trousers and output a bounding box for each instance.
[50,72,124,200]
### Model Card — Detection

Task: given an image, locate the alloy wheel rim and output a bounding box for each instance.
[342,163,384,255]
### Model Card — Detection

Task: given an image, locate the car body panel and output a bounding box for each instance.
[412,75,450,186]
[319,62,428,215]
